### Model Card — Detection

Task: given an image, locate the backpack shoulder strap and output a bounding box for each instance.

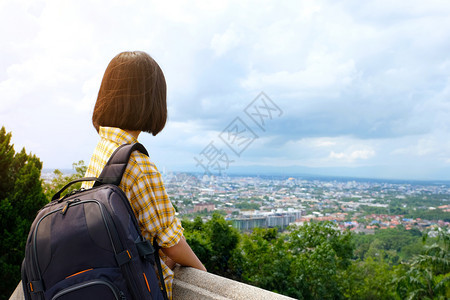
[51,143,148,202]
[94,143,149,187]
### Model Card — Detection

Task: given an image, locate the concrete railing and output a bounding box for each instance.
[10,266,295,300]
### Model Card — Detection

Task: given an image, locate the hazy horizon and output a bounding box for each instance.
[42,165,450,183]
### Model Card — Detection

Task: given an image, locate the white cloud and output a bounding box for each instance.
[241,56,357,93]
[210,24,242,56]
[391,133,450,162]
[245,136,378,169]
[310,138,337,148]
[329,149,375,162]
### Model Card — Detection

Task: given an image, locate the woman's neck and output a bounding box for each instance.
[124,130,141,139]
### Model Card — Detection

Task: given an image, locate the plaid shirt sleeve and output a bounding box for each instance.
[121,151,183,248]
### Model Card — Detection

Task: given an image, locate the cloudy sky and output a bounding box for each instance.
[1,0,450,180]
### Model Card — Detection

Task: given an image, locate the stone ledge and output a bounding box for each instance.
[10,266,295,300]
[172,266,294,299]
[9,282,23,300]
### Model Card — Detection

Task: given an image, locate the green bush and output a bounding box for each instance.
[0,126,48,299]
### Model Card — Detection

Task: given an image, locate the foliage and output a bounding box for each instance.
[42,160,86,200]
[185,218,355,299]
[359,193,450,221]
[182,213,241,279]
[181,208,227,219]
[240,228,291,294]
[235,202,260,210]
[405,209,450,222]
[340,257,397,299]
[353,227,425,262]
[0,126,48,299]
[183,214,449,300]
[282,222,354,299]
[393,228,450,299]
[360,205,390,215]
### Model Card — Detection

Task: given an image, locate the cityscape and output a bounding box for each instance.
[41,169,450,233]
[161,172,450,233]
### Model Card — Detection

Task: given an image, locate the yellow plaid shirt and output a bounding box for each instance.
[82,126,183,299]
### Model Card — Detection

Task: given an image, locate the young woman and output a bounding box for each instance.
[82,51,206,299]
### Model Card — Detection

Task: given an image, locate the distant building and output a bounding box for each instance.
[266,214,297,228]
[232,210,302,231]
[194,203,215,212]
[232,217,267,231]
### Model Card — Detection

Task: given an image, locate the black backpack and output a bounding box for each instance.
[21,143,169,300]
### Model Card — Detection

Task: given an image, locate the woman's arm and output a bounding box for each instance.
[162,236,207,271]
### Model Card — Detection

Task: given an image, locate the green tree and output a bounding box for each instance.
[394,228,450,299]
[340,257,397,299]
[42,160,86,200]
[183,213,241,279]
[284,222,354,299]
[240,228,291,294]
[353,227,424,262]
[0,127,48,299]
[239,222,354,299]
[235,202,260,210]
[182,217,213,272]
[207,213,240,277]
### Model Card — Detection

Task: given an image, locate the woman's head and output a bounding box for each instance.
[92,51,167,136]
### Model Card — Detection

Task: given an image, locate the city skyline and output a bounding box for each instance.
[2,0,450,180]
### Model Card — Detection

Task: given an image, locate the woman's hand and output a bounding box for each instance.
[165,256,176,270]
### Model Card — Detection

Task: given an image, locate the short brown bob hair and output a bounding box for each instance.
[92,51,167,136]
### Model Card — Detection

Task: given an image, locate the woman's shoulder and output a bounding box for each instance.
[129,150,159,175]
